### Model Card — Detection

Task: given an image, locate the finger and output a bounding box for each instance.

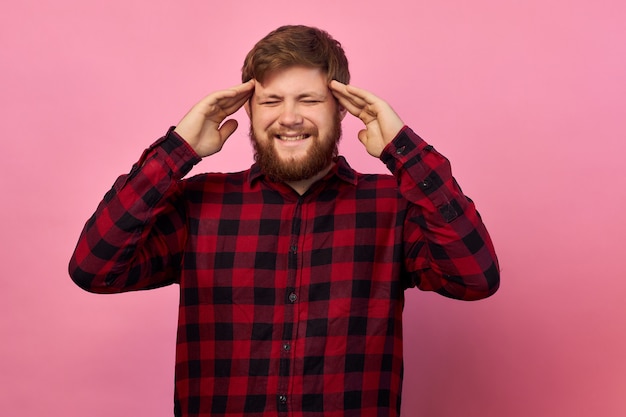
[333,95,362,117]
[331,81,376,106]
[335,96,377,125]
[331,89,372,120]
[229,79,256,102]
[213,83,255,117]
[330,80,358,104]
[226,79,256,102]
[220,93,253,116]
[221,79,256,97]
[344,84,379,105]
[330,87,366,117]
[200,80,255,109]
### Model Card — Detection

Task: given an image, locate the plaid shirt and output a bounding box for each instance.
[69,126,499,417]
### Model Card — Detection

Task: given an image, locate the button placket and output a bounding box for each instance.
[277,394,288,411]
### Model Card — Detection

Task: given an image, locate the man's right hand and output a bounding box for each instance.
[174,80,255,158]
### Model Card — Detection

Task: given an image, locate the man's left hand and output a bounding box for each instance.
[330,81,405,158]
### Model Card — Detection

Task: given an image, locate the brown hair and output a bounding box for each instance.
[241,25,350,84]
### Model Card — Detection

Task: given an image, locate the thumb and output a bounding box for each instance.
[357,129,368,146]
[219,119,239,142]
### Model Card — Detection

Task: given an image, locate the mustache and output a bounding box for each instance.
[266,127,318,137]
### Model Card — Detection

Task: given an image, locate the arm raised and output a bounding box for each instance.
[175,80,255,157]
[330,80,404,158]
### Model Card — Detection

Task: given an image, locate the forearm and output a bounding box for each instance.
[382,127,500,300]
[69,128,201,293]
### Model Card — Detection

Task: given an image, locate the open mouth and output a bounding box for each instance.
[276,134,310,141]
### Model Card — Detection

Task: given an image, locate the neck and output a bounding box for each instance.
[285,163,334,195]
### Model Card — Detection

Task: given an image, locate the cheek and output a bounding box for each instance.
[250,107,277,128]
[312,109,338,132]
[300,105,332,122]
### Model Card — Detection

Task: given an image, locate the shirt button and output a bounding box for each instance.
[419,179,432,190]
[288,292,298,303]
[290,245,297,253]
[279,395,287,403]
[283,343,291,351]
[396,145,406,154]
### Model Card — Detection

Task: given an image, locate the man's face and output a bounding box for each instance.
[248,66,343,182]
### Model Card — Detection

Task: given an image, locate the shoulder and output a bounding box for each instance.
[354,172,400,201]
[335,156,399,198]
[179,170,251,200]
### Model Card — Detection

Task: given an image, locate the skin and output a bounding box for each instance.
[174,67,405,194]
[329,80,405,158]
[247,66,344,194]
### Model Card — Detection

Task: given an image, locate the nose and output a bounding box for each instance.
[278,102,303,127]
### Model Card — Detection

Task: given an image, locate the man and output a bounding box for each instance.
[69,25,499,417]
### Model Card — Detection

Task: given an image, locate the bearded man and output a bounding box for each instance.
[70,25,499,417]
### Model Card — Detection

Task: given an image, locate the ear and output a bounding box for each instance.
[338,105,348,121]
[244,101,251,118]
[331,88,348,121]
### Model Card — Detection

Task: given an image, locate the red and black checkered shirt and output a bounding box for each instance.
[69,126,499,417]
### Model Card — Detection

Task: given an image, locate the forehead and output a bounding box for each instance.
[255,66,329,97]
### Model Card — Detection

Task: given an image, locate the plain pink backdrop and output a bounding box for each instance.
[2,0,625,416]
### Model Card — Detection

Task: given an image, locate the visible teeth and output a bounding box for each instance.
[278,135,307,141]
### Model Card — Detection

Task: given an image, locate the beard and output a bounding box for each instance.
[250,113,342,183]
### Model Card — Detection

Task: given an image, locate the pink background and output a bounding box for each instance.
[2,0,625,415]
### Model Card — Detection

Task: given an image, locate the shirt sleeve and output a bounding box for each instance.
[68,127,202,293]
[380,126,500,300]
